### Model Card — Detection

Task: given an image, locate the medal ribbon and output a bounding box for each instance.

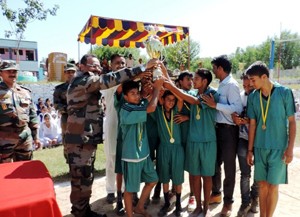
[196,104,200,119]
[259,84,273,129]
[138,123,143,149]
[162,107,174,142]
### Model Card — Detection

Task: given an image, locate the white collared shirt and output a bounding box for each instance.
[216,74,243,125]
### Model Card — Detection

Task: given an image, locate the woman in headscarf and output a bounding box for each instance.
[39,112,62,148]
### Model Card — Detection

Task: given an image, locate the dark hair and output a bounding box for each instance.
[122,80,140,95]
[211,55,232,73]
[195,68,213,86]
[110,54,124,63]
[44,113,50,119]
[162,90,174,99]
[245,61,269,78]
[80,54,97,65]
[178,71,192,81]
[240,72,249,80]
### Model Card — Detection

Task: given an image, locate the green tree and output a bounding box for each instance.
[1,0,59,39]
[165,38,200,71]
[276,30,300,69]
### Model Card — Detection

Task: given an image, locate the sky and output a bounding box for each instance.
[1,0,300,62]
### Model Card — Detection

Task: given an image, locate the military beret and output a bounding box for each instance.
[64,63,77,72]
[0,60,19,71]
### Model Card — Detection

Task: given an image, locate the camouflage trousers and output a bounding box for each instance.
[66,143,97,217]
[61,120,68,163]
[0,127,33,163]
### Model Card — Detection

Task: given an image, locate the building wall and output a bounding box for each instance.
[0,38,38,72]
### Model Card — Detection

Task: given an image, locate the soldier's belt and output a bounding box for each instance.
[0,126,25,133]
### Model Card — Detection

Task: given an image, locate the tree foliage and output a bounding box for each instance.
[230,31,300,73]
[0,0,59,39]
[165,38,200,71]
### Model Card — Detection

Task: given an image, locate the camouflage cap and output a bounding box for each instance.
[0,60,19,71]
[64,63,77,72]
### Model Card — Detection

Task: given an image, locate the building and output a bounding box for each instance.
[0,38,38,73]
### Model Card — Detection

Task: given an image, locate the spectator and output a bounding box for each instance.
[126,54,134,68]
[39,113,62,148]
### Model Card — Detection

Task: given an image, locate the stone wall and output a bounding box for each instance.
[22,82,62,104]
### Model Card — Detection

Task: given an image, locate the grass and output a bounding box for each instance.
[32,144,106,183]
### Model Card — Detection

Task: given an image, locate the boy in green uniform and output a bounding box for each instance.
[245,61,296,217]
[151,90,184,217]
[164,68,219,216]
[120,78,163,217]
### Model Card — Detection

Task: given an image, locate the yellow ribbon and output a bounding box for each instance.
[162,106,174,142]
[138,123,143,149]
[259,84,273,130]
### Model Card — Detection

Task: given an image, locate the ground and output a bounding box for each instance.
[55,148,300,217]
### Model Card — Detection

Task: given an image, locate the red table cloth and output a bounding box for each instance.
[0,160,63,217]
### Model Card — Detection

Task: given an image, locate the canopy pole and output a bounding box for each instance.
[188,36,190,71]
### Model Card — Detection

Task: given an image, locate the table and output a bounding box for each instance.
[0,160,63,217]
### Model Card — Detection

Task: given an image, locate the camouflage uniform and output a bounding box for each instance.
[65,66,144,217]
[0,82,39,163]
[53,82,69,162]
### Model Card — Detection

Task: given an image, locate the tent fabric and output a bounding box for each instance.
[78,15,189,48]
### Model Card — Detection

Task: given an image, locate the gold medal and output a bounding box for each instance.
[196,104,201,120]
[196,114,200,120]
[162,107,174,144]
[260,84,273,131]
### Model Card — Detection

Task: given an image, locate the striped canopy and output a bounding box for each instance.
[78,15,189,48]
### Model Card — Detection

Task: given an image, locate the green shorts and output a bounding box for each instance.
[254,148,287,185]
[185,141,217,176]
[157,144,184,185]
[122,156,158,192]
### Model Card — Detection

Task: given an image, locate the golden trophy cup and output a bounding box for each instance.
[144,30,164,81]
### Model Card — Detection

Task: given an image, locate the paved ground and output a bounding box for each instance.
[55,148,300,217]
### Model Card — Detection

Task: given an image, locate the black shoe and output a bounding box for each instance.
[158,203,170,217]
[85,208,107,217]
[106,193,116,204]
[116,201,125,216]
[144,197,150,209]
[173,205,183,217]
[151,191,161,204]
[132,193,139,207]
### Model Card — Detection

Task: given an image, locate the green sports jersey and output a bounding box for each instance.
[188,87,219,143]
[247,83,295,150]
[120,99,149,160]
[152,105,182,146]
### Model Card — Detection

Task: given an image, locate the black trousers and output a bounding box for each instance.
[212,123,239,205]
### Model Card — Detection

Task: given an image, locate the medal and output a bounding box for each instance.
[138,123,143,149]
[259,84,273,131]
[162,106,174,144]
[196,104,201,120]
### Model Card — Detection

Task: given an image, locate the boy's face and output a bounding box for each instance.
[193,74,206,89]
[179,76,192,91]
[248,74,267,90]
[163,94,176,110]
[124,88,141,105]
[242,78,254,94]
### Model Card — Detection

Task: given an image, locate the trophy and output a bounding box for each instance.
[144,27,164,81]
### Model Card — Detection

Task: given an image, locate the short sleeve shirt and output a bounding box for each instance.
[247,83,295,150]
[188,87,219,143]
[120,99,149,160]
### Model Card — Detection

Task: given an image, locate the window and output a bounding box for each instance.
[0,48,5,54]
[26,50,34,61]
